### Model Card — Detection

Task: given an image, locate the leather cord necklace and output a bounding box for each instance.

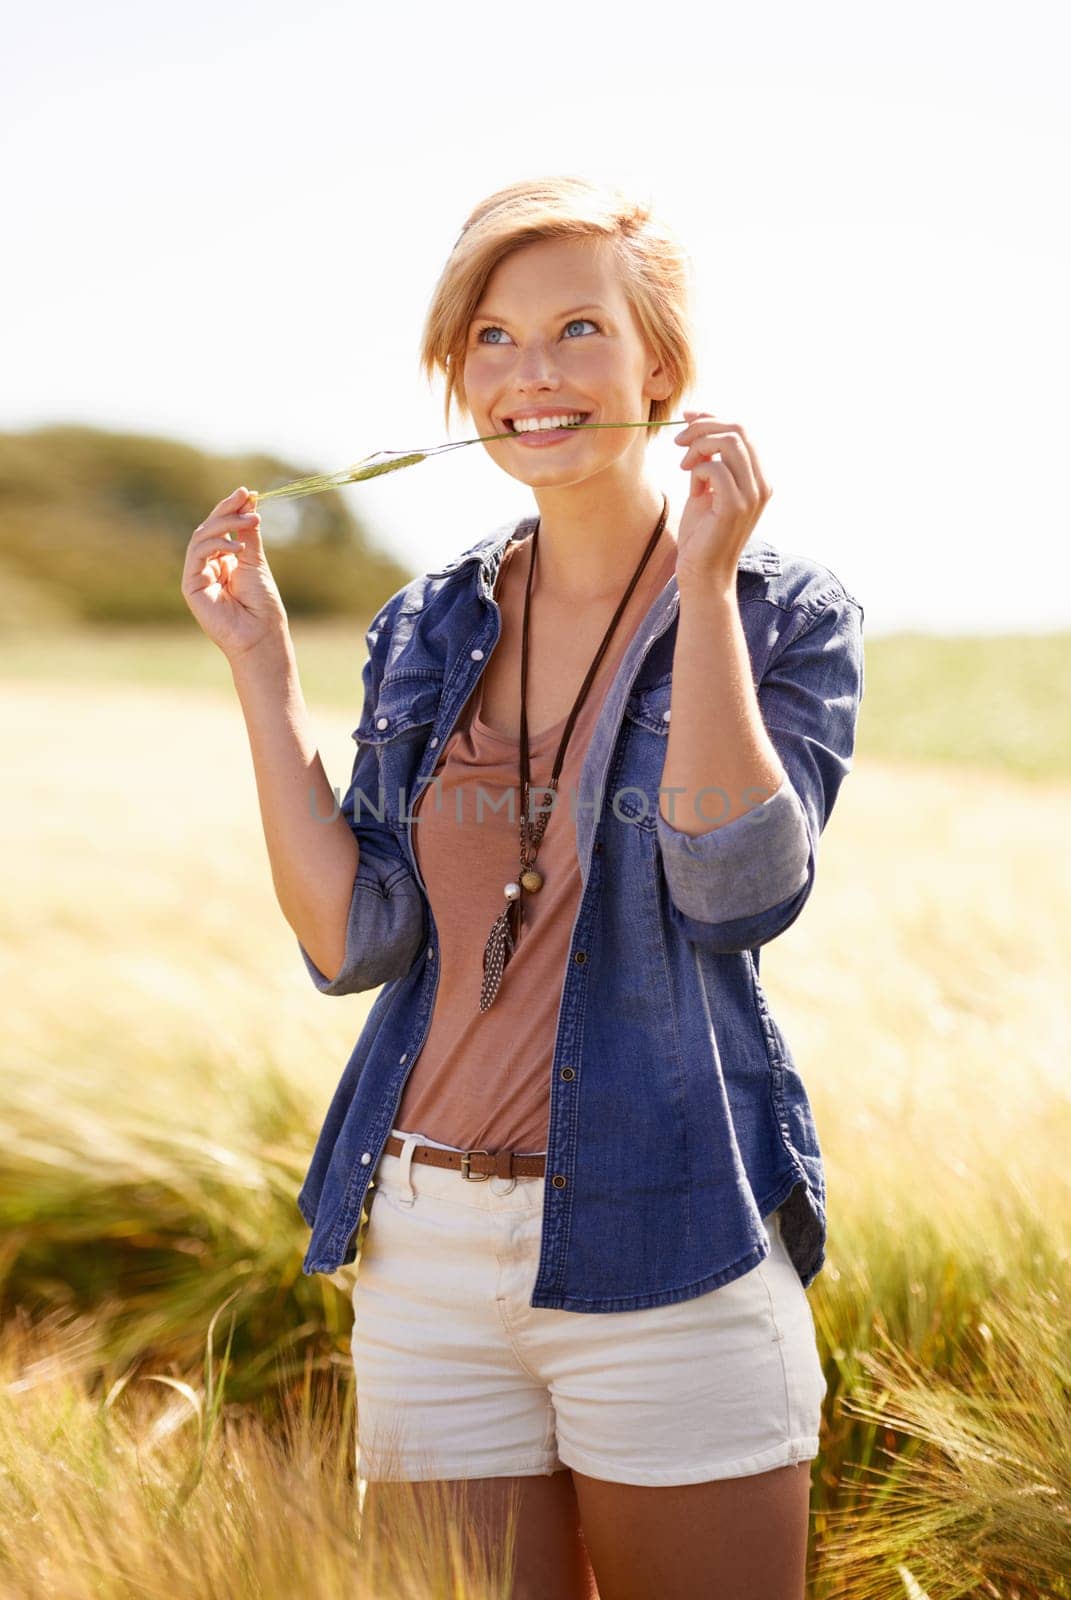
[479,493,671,1013]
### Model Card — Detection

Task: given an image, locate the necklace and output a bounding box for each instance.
[479,494,671,1013]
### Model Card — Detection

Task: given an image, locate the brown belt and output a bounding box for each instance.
[382,1135,547,1181]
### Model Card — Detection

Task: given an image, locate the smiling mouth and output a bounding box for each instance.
[504,413,593,433]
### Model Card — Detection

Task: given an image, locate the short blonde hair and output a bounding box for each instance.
[418,175,697,438]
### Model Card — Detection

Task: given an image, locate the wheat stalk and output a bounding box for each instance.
[252,419,689,503]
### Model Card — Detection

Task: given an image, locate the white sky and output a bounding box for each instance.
[4,0,1069,636]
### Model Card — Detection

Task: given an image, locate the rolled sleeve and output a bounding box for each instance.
[297,612,427,995]
[656,771,811,922]
[297,835,425,994]
[658,593,864,952]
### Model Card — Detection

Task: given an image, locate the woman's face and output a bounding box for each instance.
[461,234,671,491]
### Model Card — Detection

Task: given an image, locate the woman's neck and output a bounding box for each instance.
[524,480,677,605]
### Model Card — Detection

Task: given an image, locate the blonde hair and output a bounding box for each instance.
[418,175,697,438]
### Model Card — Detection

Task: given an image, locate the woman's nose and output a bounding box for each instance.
[514,338,560,383]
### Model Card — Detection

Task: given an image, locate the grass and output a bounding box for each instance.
[853,629,1071,782]
[1,620,1068,781]
[0,630,1068,1597]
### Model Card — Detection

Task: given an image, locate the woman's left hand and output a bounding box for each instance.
[673,410,773,593]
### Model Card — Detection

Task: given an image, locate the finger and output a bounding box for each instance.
[190,513,259,545]
[677,409,721,434]
[675,416,748,447]
[232,509,262,554]
[183,530,249,578]
[187,560,242,599]
[687,458,748,510]
[678,433,739,465]
[205,546,243,574]
[196,488,254,531]
[186,557,239,597]
[680,432,759,504]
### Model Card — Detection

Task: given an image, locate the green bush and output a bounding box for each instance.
[0,423,411,626]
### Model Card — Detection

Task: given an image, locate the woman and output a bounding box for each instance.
[182,176,864,1600]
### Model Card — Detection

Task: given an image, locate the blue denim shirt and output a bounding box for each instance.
[295,514,865,1311]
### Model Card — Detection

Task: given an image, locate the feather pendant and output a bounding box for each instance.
[480,897,521,1012]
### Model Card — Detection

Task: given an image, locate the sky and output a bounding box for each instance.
[3,0,1069,636]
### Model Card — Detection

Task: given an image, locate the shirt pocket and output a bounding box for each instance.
[613,677,673,833]
[356,671,442,743]
[354,673,443,824]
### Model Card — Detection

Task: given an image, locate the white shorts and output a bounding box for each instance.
[350,1128,828,1487]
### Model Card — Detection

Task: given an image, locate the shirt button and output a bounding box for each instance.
[427,946,436,959]
[376,716,389,729]
[560,1067,575,1081]
[551,1174,567,1189]
[360,1152,371,1165]
[573,950,587,964]
[470,648,484,660]
[429,736,439,747]
[662,708,672,722]
[399,1052,408,1063]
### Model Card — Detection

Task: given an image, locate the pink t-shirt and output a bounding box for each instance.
[394,536,677,1152]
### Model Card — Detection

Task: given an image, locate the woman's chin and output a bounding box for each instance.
[493,435,599,475]
[501,458,596,490]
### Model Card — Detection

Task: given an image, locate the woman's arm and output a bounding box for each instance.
[656,587,865,952]
[230,618,426,995]
[181,489,423,990]
[660,584,788,834]
[230,633,359,982]
[659,412,865,951]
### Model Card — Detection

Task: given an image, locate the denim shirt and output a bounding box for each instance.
[295,514,865,1311]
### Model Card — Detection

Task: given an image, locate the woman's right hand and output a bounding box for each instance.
[181,486,290,662]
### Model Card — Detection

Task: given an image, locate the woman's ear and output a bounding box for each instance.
[644,353,674,404]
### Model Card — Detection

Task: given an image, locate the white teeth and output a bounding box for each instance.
[511,413,587,433]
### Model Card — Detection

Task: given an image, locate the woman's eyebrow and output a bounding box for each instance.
[471,301,608,324]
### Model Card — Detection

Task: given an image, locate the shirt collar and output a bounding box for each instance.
[427,516,783,589]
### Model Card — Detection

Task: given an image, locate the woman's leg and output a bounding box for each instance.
[500,1207,825,1598]
[570,1460,813,1600]
[361,1467,597,1600]
[353,1139,593,1595]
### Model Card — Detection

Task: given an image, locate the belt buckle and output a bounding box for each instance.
[460,1149,491,1182]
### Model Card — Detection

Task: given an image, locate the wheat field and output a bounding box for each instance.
[1,643,1068,1600]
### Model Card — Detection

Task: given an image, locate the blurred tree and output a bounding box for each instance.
[0,423,412,626]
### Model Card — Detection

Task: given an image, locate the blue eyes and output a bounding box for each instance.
[475,318,599,345]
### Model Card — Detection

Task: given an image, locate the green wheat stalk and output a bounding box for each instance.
[252,419,690,503]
